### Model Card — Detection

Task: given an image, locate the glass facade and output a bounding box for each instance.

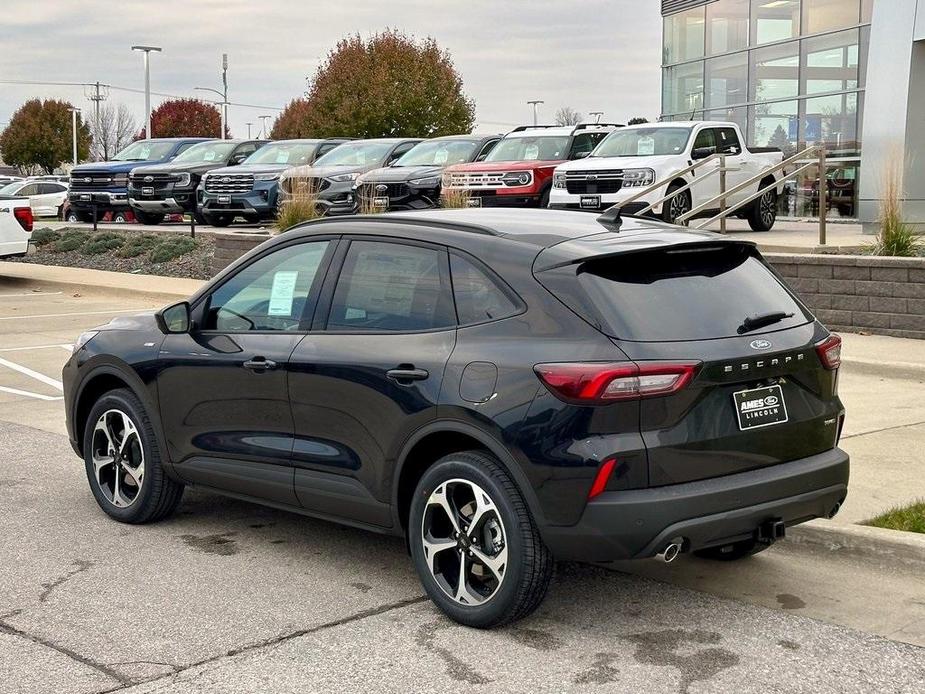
[661,0,871,218]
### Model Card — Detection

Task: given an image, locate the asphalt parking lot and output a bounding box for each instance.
[1,277,924,693]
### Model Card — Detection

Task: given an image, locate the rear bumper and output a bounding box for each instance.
[541,447,849,561]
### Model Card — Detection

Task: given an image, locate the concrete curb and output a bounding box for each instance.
[0,261,203,303]
[788,521,925,570]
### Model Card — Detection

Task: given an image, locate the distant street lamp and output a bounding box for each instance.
[131,45,162,139]
[68,107,80,166]
[589,111,604,123]
[258,115,272,139]
[194,86,229,138]
[527,100,544,126]
[246,122,253,138]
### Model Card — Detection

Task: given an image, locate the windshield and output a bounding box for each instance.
[112,140,178,161]
[592,127,692,158]
[244,142,318,166]
[394,140,481,167]
[314,142,393,167]
[172,141,238,163]
[485,135,570,162]
[0,182,23,195]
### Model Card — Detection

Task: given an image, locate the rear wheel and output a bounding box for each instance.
[694,538,770,561]
[538,186,551,209]
[133,210,163,225]
[747,186,778,231]
[408,451,553,628]
[661,182,691,225]
[83,388,184,524]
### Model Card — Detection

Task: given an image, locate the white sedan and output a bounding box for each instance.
[0,179,68,217]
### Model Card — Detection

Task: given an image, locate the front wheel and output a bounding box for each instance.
[408,451,553,628]
[83,388,184,524]
[133,210,163,225]
[661,183,691,225]
[204,213,233,227]
[747,187,778,231]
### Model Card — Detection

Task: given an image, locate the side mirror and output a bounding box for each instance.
[572,151,591,160]
[691,147,714,160]
[155,301,191,334]
[230,154,247,165]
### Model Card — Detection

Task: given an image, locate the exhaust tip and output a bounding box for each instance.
[660,539,683,563]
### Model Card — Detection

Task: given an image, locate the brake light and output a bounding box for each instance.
[13,206,33,232]
[815,334,841,370]
[533,361,699,404]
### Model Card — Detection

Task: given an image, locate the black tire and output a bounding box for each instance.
[134,210,163,225]
[112,212,128,223]
[661,182,691,225]
[194,210,208,225]
[538,186,551,209]
[82,388,184,524]
[694,539,770,561]
[73,210,94,223]
[204,213,233,227]
[747,186,778,231]
[408,450,553,628]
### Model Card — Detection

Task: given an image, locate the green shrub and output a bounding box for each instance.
[868,151,923,257]
[276,183,322,231]
[865,500,925,534]
[30,228,60,246]
[148,236,198,263]
[52,231,90,253]
[82,232,125,255]
[116,234,161,258]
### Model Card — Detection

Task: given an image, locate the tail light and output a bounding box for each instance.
[533,361,699,404]
[815,334,842,370]
[13,206,33,232]
[587,457,618,500]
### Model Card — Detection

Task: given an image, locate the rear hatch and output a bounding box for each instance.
[537,241,843,487]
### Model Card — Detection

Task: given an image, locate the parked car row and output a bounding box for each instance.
[62,118,785,231]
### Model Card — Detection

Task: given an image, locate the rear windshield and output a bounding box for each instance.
[569,245,809,341]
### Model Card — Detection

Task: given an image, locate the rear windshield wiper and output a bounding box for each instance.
[737,310,794,334]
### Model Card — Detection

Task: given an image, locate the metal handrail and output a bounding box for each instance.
[677,145,821,223]
[612,152,725,212]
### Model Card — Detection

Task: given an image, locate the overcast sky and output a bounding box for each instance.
[0,0,662,140]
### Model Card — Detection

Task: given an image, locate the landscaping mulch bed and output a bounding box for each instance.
[9,227,216,280]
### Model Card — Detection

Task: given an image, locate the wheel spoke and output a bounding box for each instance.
[453,551,484,605]
[111,465,126,507]
[92,454,115,481]
[465,484,497,534]
[470,545,507,583]
[121,460,144,489]
[117,412,139,456]
[422,536,457,575]
[94,418,115,455]
[428,483,461,535]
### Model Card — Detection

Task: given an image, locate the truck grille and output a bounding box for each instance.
[564,169,623,195]
[282,176,330,195]
[69,172,119,190]
[444,171,506,189]
[358,182,410,199]
[129,172,174,191]
[204,174,254,195]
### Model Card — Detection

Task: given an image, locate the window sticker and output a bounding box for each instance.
[434,148,449,164]
[637,136,655,156]
[204,151,217,161]
[267,270,299,316]
[276,151,291,164]
[524,144,540,160]
[138,145,152,159]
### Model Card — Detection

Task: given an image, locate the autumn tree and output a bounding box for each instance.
[627,117,650,125]
[271,99,314,139]
[90,103,137,161]
[0,98,90,173]
[137,98,228,138]
[299,30,475,138]
[554,106,583,126]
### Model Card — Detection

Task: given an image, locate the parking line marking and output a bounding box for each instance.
[0,356,63,390]
[0,308,154,321]
[0,344,73,353]
[0,291,64,298]
[0,385,63,401]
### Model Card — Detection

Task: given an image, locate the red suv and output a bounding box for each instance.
[442,123,620,208]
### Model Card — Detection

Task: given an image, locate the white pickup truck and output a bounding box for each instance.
[0,196,34,258]
[549,121,784,230]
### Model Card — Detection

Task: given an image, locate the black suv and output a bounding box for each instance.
[128,140,267,224]
[354,134,500,211]
[63,208,848,628]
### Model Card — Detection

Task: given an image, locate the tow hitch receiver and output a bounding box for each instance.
[756,519,786,546]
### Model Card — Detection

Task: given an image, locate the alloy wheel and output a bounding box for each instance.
[421,478,508,606]
[90,409,145,508]
[669,192,690,225]
[760,191,776,228]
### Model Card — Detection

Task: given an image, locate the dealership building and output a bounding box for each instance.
[660,0,925,231]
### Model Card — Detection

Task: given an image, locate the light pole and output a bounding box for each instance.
[194,86,228,138]
[258,115,272,139]
[131,45,162,139]
[527,100,544,126]
[589,111,604,123]
[246,122,253,138]
[68,107,80,166]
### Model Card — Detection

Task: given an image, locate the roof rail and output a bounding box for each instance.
[572,122,624,132]
[509,125,561,133]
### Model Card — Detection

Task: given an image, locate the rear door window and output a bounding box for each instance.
[560,245,810,341]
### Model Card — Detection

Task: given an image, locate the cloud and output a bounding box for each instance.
[0,0,662,137]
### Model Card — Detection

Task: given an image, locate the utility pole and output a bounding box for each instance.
[132,45,162,138]
[527,100,544,126]
[258,115,271,139]
[84,81,109,159]
[68,107,80,166]
[589,111,604,123]
[221,53,228,139]
[246,122,253,138]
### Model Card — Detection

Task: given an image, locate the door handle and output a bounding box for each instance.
[243,357,278,371]
[386,367,429,383]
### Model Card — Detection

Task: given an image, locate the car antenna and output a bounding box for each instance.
[597,203,622,230]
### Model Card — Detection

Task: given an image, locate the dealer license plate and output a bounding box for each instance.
[733,384,788,431]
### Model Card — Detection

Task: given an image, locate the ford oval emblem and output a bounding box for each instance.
[587,174,598,181]
[749,339,772,350]
[144,175,154,183]
[84,177,92,183]
[221,176,231,183]
[375,184,388,192]
[764,395,779,406]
